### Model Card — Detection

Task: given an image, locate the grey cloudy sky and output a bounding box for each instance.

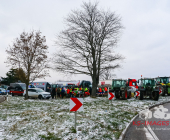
[0,0,170,83]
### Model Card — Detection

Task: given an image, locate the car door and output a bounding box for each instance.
[32,89,38,98]
[28,89,33,97]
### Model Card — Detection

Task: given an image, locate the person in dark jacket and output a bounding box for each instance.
[61,87,65,99]
[51,88,56,99]
[57,87,60,98]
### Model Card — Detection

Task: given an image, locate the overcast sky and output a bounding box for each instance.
[0,0,170,83]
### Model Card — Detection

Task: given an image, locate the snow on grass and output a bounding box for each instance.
[0,95,170,140]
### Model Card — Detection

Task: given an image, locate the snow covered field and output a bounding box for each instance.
[1,96,170,140]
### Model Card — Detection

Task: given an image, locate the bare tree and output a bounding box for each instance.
[53,2,124,97]
[5,31,50,99]
[100,66,116,80]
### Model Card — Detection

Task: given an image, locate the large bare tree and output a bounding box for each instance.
[5,31,50,99]
[53,2,124,97]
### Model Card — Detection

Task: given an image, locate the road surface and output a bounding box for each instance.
[124,102,170,140]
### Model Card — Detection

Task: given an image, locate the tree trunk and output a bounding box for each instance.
[91,75,97,97]
[25,80,29,100]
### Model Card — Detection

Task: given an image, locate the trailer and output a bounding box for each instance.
[32,82,51,92]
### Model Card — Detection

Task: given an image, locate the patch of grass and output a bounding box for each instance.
[102,134,112,139]
[100,123,105,128]
[112,122,119,130]
[9,123,18,133]
[69,126,76,133]
[114,131,122,139]
[39,132,61,140]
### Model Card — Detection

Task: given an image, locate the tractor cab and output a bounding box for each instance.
[127,79,138,89]
[155,77,170,96]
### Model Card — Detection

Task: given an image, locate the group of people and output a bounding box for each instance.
[51,87,66,99]
[51,86,91,99]
[98,87,108,94]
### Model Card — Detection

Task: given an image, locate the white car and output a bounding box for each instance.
[23,88,51,99]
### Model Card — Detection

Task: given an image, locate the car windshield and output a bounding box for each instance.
[160,77,169,84]
[19,84,26,90]
[52,85,58,88]
[142,79,155,86]
[113,80,126,87]
[0,88,5,91]
[29,85,36,88]
[36,89,44,92]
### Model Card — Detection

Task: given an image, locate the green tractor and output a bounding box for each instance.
[155,77,170,96]
[137,78,159,101]
[111,79,131,99]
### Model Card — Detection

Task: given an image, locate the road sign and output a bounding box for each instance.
[159,89,162,95]
[108,92,115,100]
[136,91,140,97]
[101,81,105,85]
[70,98,83,112]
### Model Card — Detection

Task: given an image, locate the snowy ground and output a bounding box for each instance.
[0,95,170,140]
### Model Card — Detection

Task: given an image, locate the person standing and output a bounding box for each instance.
[67,87,70,98]
[51,88,54,99]
[61,87,65,99]
[57,87,60,98]
[53,88,56,99]
[70,87,73,97]
[104,87,108,94]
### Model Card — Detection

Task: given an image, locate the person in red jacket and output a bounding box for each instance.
[104,87,108,94]
[99,88,102,94]
[67,87,70,94]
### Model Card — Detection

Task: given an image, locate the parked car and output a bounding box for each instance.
[23,88,51,99]
[0,88,7,95]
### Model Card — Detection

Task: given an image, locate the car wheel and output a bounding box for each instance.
[38,95,43,100]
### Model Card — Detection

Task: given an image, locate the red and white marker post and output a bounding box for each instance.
[136,91,140,97]
[108,87,115,105]
[70,98,83,130]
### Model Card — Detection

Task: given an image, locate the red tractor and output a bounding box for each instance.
[126,79,138,97]
[111,78,138,99]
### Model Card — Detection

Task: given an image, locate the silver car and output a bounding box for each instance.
[23,88,51,99]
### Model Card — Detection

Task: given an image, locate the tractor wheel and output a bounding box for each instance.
[122,90,128,100]
[127,91,131,99]
[152,91,159,101]
[139,91,143,100]
[115,91,120,99]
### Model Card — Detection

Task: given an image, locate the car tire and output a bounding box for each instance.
[38,95,43,100]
